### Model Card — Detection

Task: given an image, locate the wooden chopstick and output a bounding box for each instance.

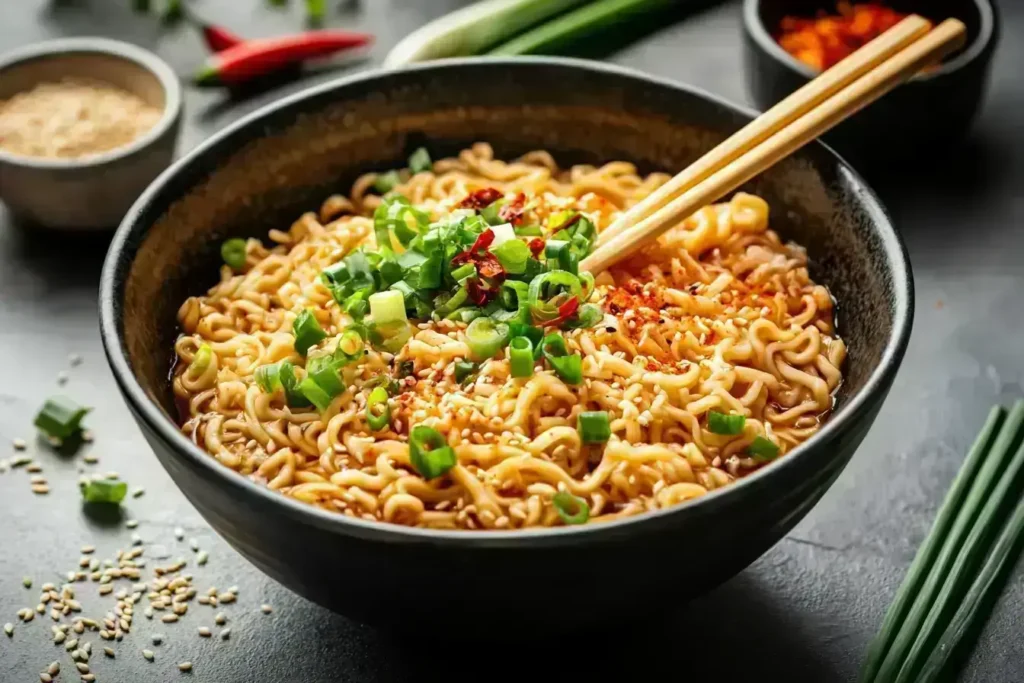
[595,14,932,247]
[581,17,966,275]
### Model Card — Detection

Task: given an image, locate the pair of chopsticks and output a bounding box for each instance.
[580,15,966,275]
[860,401,1024,682]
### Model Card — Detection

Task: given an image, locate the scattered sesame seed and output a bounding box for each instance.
[65,638,78,651]
[161,614,178,623]
[54,631,66,644]
[196,551,209,566]
[57,371,68,385]
[48,661,60,675]
[198,626,211,637]
[4,623,12,636]
[188,538,199,551]
[40,674,52,683]
[174,527,185,540]
[82,675,96,683]
[260,604,273,614]
[126,519,138,529]
[131,533,142,546]
[217,593,235,604]
[132,487,145,498]
[75,662,90,674]
[81,545,95,554]
[32,484,50,494]
[12,438,27,450]
[70,353,83,366]
[219,628,230,640]
[214,613,226,625]
[23,576,32,588]
[83,454,99,464]
[142,649,155,661]
[82,430,94,443]
[105,646,115,657]
[178,661,193,672]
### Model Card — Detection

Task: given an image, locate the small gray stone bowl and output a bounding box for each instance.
[0,38,182,230]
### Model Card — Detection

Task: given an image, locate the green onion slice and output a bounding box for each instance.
[366,386,391,431]
[80,478,128,505]
[466,317,510,360]
[748,435,780,460]
[293,309,327,356]
[541,333,583,384]
[408,425,457,480]
[492,238,530,274]
[373,170,401,194]
[220,238,247,270]
[187,343,213,377]
[34,396,90,441]
[578,411,611,443]
[552,491,589,525]
[297,376,334,412]
[450,263,477,283]
[528,270,582,322]
[508,336,535,378]
[254,362,282,393]
[407,147,432,174]
[454,360,478,384]
[707,411,746,435]
[279,361,311,408]
[563,303,604,330]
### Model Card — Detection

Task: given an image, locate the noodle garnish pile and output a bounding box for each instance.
[173,143,845,530]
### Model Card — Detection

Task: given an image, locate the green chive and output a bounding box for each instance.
[188,343,213,377]
[220,238,247,270]
[408,426,457,480]
[254,363,282,393]
[540,333,582,385]
[465,317,510,361]
[373,170,401,194]
[578,411,611,444]
[552,491,589,525]
[80,478,128,505]
[748,435,780,460]
[34,396,90,441]
[292,309,327,356]
[454,361,477,384]
[480,199,505,226]
[365,387,391,431]
[450,263,477,283]
[707,411,746,435]
[297,376,334,412]
[407,147,432,174]
[508,337,535,378]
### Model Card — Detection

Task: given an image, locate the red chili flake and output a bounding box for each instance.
[528,238,545,257]
[459,188,503,210]
[498,193,526,225]
[466,278,497,306]
[469,228,495,253]
[475,253,505,280]
[545,296,580,328]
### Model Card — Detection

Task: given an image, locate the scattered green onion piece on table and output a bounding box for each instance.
[454,361,478,384]
[540,333,582,384]
[747,436,780,460]
[707,411,746,436]
[508,337,535,378]
[407,147,432,174]
[577,411,611,443]
[408,426,457,480]
[374,170,401,194]
[220,238,247,270]
[292,309,327,356]
[188,343,213,376]
[365,387,391,431]
[34,396,90,441]
[466,317,510,360]
[552,491,589,525]
[254,362,282,393]
[81,478,128,505]
[297,376,334,412]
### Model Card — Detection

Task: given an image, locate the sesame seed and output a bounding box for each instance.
[57,371,68,385]
[70,353,83,366]
[32,484,50,494]
[217,593,235,604]
[82,430,94,443]
[132,487,145,498]
[4,623,12,636]
[12,438,26,450]
[48,661,60,675]
[23,576,32,588]
[214,613,226,625]
[65,638,78,650]
[196,551,209,566]
[219,628,230,640]
[198,626,211,637]
[260,604,273,614]
[82,675,96,683]
[40,674,52,683]
[188,538,199,551]
[105,646,115,657]
[126,519,139,529]
[179,661,193,672]
[174,527,184,540]
[75,662,90,674]
[54,631,66,644]
[143,648,155,661]
[83,454,98,464]
[161,614,178,623]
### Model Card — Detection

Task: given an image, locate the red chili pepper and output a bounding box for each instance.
[466,278,496,306]
[528,238,545,257]
[459,188,503,210]
[193,31,374,87]
[498,193,526,225]
[475,253,505,280]
[199,22,245,53]
[546,296,580,328]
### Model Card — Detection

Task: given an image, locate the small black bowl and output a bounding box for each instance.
[742,0,999,169]
[99,58,913,635]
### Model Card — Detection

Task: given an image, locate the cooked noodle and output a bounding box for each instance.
[173,143,845,530]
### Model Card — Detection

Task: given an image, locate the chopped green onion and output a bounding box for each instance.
[541,333,583,384]
[80,478,128,505]
[563,303,604,330]
[220,238,246,270]
[254,363,282,393]
[454,361,478,384]
[338,330,364,357]
[508,336,535,378]
[373,170,401,194]
[413,255,443,290]
[450,263,477,283]
[187,343,213,377]
[293,309,327,356]
[515,224,543,236]
[365,373,401,396]
[305,354,345,397]
[369,290,408,325]
[365,386,391,431]
[480,199,505,225]
[376,320,413,353]
[508,321,544,353]
[528,269,582,322]
[279,361,311,408]
[34,396,90,441]
[578,411,611,443]
[492,238,530,274]
[297,376,334,412]
[374,195,428,249]
[407,147,432,174]
[408,425,457,480]
[748,436,780,460]
[707,411,746,435]
[552,491,589,525]
[466,317,510,360]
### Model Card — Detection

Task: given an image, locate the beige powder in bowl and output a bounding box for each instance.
[0,78,162,159]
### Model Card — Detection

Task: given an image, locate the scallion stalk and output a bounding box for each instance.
[466,317,510,360]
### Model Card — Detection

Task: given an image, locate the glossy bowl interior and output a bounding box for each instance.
[0,38,182,230]
[100,58,913,634]
[742,0,999,169]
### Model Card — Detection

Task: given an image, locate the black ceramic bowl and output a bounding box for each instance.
[99,58,913,635]
[742,0,999,168]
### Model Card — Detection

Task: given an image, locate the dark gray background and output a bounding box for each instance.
[1,1,1022,681]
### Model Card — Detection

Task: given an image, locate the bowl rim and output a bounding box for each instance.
[742,0,997,83]
[0,37,182,170]
[99,56,914,547]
